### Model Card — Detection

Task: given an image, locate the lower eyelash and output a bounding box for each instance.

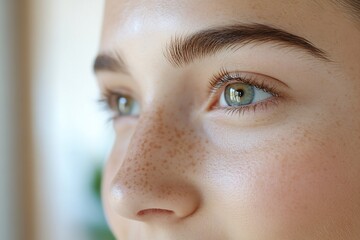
[212,93,282,116]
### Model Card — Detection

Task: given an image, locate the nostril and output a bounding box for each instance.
[137,208,174,216]
[110,176,200,221]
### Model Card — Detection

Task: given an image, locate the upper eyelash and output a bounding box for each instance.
[98,95,109,108]
[98,91,114,110]
[208,67,280,97]
[98,90,120,122]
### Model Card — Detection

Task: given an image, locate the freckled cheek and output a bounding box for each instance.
[203,131,360,237]
[239,140,357,234]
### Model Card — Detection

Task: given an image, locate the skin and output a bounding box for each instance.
[96,0,360,239]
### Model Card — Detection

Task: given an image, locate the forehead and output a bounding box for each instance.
[99,0,360,79]
[101,0,326,45]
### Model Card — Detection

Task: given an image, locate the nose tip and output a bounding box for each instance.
[110,181,200,222]
[107,107,202,223]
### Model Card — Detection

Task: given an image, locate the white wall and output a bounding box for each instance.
[30,1,113,239]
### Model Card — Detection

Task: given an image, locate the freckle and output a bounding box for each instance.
[152,166,156,171]
[336,121,341,127]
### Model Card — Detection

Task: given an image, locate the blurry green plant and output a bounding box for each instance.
[91,164,103,200]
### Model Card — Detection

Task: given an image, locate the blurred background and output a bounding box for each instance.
[0,0,115,239]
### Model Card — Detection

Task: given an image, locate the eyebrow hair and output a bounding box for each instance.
[165,23,331,67]
[94,52,128,73]
[94,22,331,72]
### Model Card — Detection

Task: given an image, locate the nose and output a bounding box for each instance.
[109,109,201,222]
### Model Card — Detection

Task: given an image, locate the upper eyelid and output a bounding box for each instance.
[208,70,283,97]
[101,86,138,100]
[224,71,289,89]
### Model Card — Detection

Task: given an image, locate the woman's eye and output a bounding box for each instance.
[219,82,273,107]
[115,95,140,117]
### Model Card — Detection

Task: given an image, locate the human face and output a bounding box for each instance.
[95,0,360,239]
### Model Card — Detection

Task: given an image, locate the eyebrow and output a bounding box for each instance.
[94,51,128,73]
[94,23,330,72]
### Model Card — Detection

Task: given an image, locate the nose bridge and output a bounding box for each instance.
[119,107,189,179]
[110,107,202,220]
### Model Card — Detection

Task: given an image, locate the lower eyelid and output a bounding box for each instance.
[223,98,274,112]
[210,94,284,119]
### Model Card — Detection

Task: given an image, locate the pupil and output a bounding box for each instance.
[235,89,244,97]
[230,87,245,103]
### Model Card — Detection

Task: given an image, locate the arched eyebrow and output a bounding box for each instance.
[165,23,331,67]
[94,23,331,72]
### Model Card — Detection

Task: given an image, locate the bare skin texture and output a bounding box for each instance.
[95,0,360,239]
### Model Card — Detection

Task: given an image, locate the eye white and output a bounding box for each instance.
[128,100,140,115]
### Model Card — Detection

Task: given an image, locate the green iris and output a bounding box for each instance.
[224,83,255,106]
[117,95,137,116]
